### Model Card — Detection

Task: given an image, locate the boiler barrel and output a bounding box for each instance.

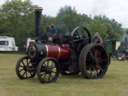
[45,45,71,60]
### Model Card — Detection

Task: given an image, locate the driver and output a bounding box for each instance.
[46,24,64,44]
[47,24,58,41]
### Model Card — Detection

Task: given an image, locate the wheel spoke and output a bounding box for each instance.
[19,69,24,72]
[40,70,47,79]
[44,74,49,81]
[51,68,57,73]
[41,65,46,71]
[90,68,93,78]
[87,68,92,78]
[21,61,26,66]
[89,51,95,61]
[26,72,28,78]
[27,59,31,66]
[22,71,26,77]
[19,66,24,70]
[47,73,51,81]
[19,63,24,67]
[46,61,49,67]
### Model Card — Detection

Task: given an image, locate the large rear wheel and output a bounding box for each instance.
[79,43,109,79]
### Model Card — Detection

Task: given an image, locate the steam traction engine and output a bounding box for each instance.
[16,8,110,83]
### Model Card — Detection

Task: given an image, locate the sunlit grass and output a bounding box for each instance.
[0,53,128,96]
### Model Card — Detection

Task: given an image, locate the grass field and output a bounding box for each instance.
[0,53,128,96]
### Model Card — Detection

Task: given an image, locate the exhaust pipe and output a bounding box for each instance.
[35,7,43,39]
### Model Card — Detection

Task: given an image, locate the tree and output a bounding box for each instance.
[56,6,91,33]
[0,3,124,51]
[87,15,123,39]
[0,0,36,50]
[56,6,123,40]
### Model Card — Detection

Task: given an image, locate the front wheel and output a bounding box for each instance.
[16,56,36,79]
[37,58,59,83]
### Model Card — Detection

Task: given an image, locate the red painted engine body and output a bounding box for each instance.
[45,44,71,60]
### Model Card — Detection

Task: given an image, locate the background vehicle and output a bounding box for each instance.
[0,36,18,52]
[116,42,128,61]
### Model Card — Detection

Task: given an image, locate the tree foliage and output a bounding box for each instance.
[0,1,124,51]
[0,0,37,50]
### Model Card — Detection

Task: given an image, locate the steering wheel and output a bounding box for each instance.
[71,26,91,43]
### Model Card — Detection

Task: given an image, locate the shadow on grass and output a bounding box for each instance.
[9,73,118,88]
[21,74,110,85]
[15,74,84,85]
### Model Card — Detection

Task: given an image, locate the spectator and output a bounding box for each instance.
[105,31,116,61]
[122,31,128,48]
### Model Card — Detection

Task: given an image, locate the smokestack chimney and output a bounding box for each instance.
[35,7,43,39]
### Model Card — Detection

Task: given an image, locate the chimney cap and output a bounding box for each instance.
[34,6,43,11]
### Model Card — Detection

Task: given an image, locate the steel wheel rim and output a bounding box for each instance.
[38,59,58,83]
[85,46,108,78]
[16,57,35,79]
